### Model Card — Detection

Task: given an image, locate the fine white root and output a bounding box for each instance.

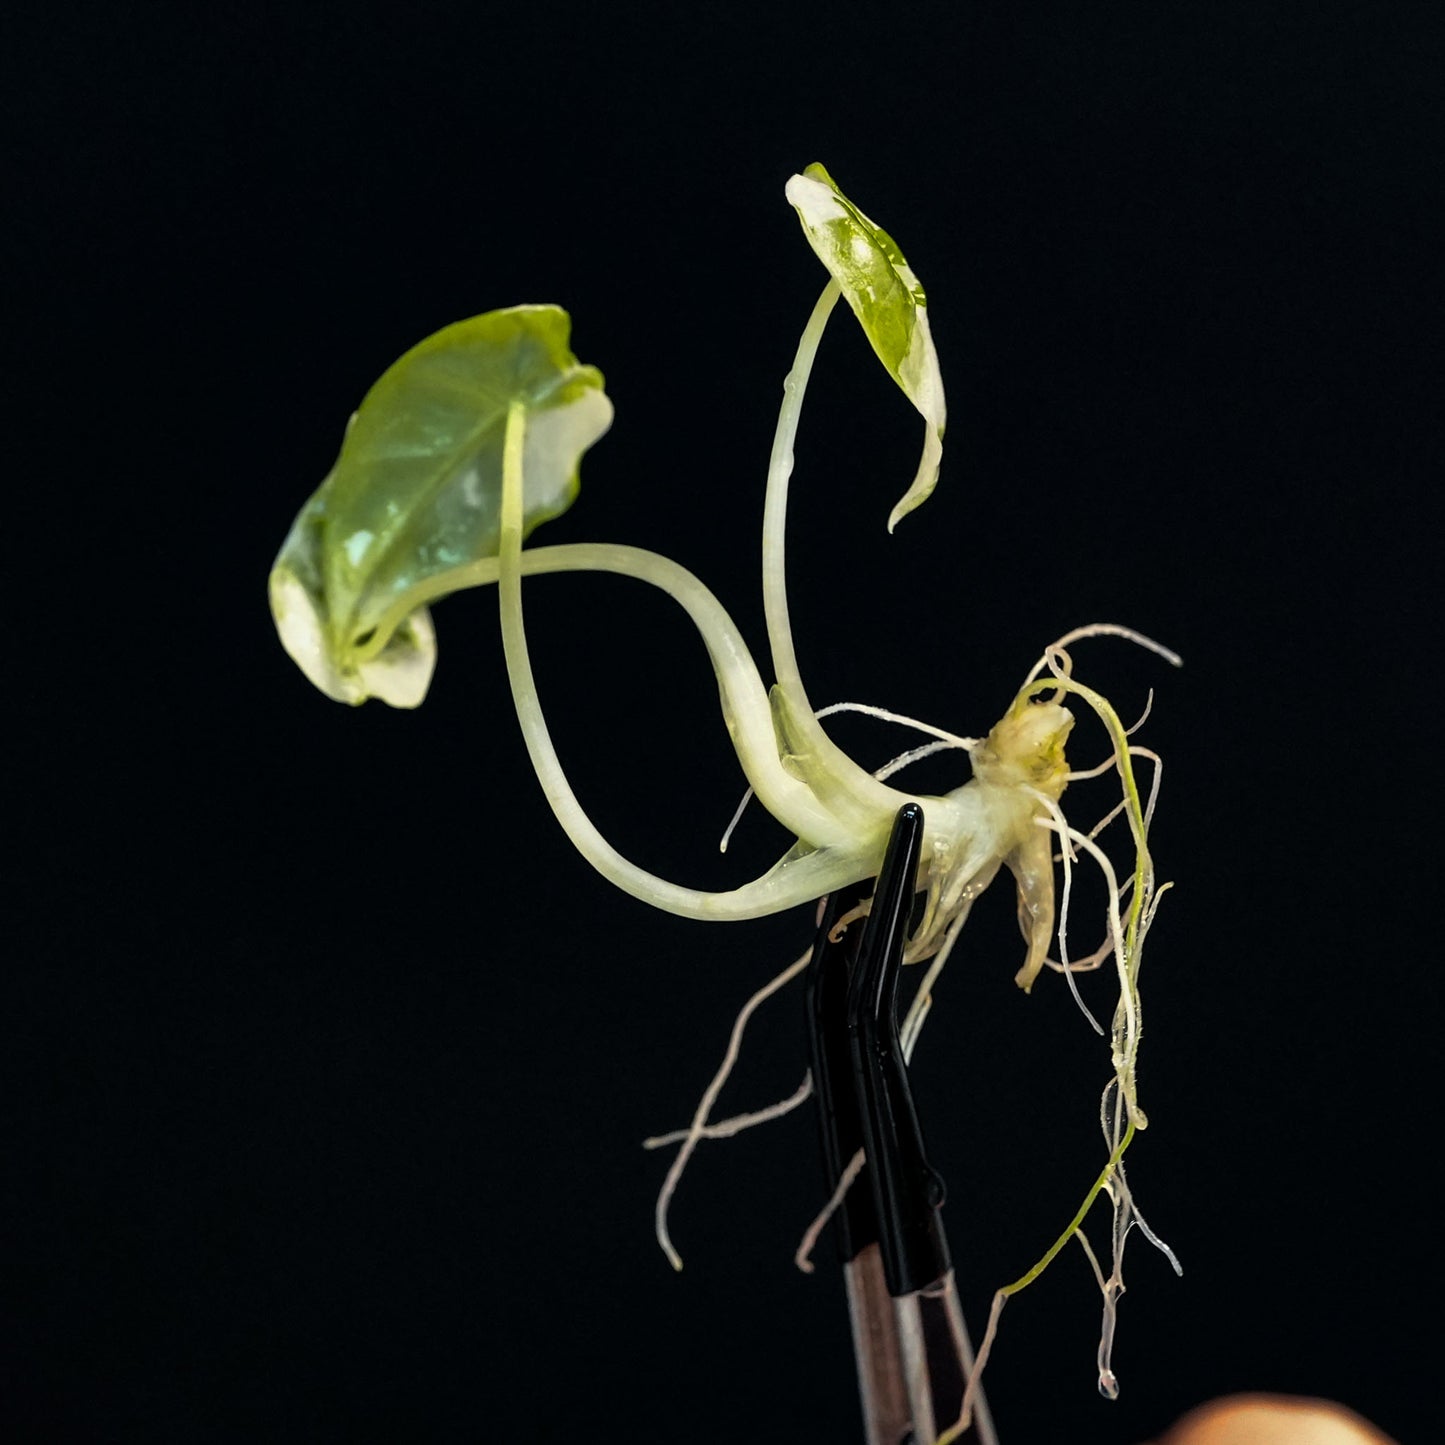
[1120,1172,1182,1276]
[650,947,813,1271]
[937,1309,1001,1445]
[1025,785,1105,1036]
[642,1073,813,1148]
[876,738,969,782]
[956,1290,1010,1435]
[717,787,755,855]
[1071,1226,1120,1398]
[1137,746,1164,829]
[816,700,977,753]
[899,901,972,1058]
[1042,931,1115,975]
[718,702,974,852]
[793,1145,866,1274]
[1066,690,1155,780]
[1039,808,1136,1108]
[1022,625,1182,696]
[1041,782,1145,974]
[1051,748,1159,868]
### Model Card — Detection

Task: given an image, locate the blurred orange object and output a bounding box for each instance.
[1156,1394,1397,1445]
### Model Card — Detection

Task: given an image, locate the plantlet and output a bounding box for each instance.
[270,162,1180,1435]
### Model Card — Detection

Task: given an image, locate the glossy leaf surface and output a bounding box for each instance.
[270,305,612,706]
[785,163,946,529]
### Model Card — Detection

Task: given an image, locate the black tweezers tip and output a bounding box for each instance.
[808,802,951,1296]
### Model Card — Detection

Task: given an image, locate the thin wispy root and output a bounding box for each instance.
[647,947,813,1271]
[793,1146,865,1274]
[642,1074,813,1149]
[717,700,975,853]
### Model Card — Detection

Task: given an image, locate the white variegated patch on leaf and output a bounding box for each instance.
[270,305,611,706]
[786,162,946,530]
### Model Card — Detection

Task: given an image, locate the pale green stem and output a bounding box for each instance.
[494,404,874,920]
[467,542,848,849]
[760,281,920,834]
[763,281,839,708]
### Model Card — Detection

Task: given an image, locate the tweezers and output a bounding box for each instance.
[806,802,996,1445]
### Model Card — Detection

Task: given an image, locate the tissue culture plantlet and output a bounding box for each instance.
[270,163,1181,1434]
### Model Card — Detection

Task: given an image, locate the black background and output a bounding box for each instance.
[8,3,1441,1442]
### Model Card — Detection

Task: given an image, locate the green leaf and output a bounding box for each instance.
[269,305,612,706]
[785,163,946,529]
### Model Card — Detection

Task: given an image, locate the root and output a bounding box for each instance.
[1022,625,1182,696]
[717,787,754,854]
[829,900,871,941]
[643,1073,813,1148]
[1066,690,1155,780]
[954,1289,1009,1437]
[876,738,968,783]
[650,947,813,1270]
[899,901,972,1058]
[1024,787,1104,1036]
[717,701,974,852]
[1042,930,1114,975]
[815,700,977,753]
[793,1145,866,1274]
[955,638,1176,1414]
